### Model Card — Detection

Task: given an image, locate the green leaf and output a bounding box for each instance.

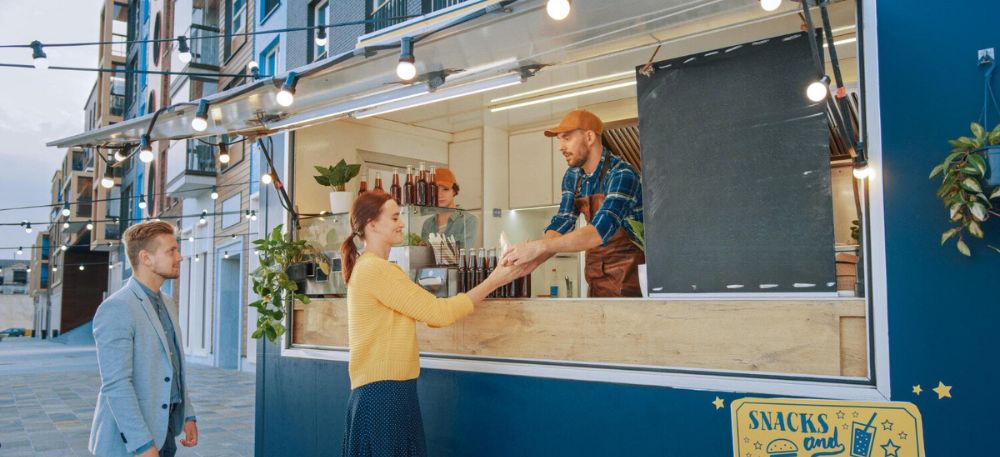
[941,227,959,245]
[990,186,1000,200]
[949,203,962,220]
[252,328,263,339]
[968,154,988,176]
[969,220,985,238]
[956,238,971,256]
[265,324,278,342]
[960,178,983,193]
[990,124,1000,144]
[929,164,946,179]
[942,151,963,169]
[960,165,982,176]
[971,122,986,141]
[970,202,988,221]
[958,136,978,149]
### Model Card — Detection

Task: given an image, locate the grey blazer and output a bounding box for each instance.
[90,278,195,456]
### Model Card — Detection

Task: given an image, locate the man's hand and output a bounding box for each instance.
[500,240,548,266]
[138,445,159,457]
[179,420,199,447]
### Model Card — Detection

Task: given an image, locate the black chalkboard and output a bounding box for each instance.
[637,32,837,295]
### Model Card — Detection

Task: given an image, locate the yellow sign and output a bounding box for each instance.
[732,398,924,457]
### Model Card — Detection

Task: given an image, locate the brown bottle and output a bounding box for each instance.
[428,166,439,208]
[374,171,384,193]
[404,166,415,205]
[359,177,369,195]
[457,248,467,293]
[416,163,428,206]
[390,168,402,204]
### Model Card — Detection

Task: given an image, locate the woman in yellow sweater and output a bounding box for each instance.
[339,191,519,457]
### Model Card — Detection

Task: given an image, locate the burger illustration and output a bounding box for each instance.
[766,438,799,457]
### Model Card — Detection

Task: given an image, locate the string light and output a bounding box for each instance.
[30,41,48,69]
[199,210,207,225]
[61,244,68,251]
[760,0,781,11]
[17,247,22,255]
[191,99,209,131]
[223,251,230,259]
[276,72,298,107]
[260,171,273,185]
[61,204,71,217]
[807,75,830,102]
[210,186,219,200]
[247,61,260,80]
[109,264,114,269]
[86,220,94,230]
[177,36,192,63]
[22,221,31,234]
[138,134,154,163]
[138,195,147,209]
[62,221,69,229]
[194,254,200,262]
[52,266,58,272]
[218,142,230,164]
[101,175,114,188]
[114,150,127,162]
[79,265,85,271]
[546,0,571,20]
[188,236,195,242]
[315,28,328,47]
[396,38,416,81]
[853,157,873,180]
[250,210,258,221]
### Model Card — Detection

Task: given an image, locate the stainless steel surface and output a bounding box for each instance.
[389,245,436,279]
[417,267,460,297]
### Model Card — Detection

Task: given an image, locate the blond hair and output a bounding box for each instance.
[122,221,176,269]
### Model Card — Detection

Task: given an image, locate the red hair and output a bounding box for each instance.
[340,191,393,284]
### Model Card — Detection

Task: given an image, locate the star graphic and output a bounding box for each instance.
[754,441,763,450]
[898,431,909,440]
[881,439,901,457]
[836,410,846,419]
[852,411,860,418]
[881,419,894,431]
[745,453,752,457]
[744,437,751,444]
[912,384,922,395]
[712,396,725,410]
[932,381,952,399]
[842,423,849,430]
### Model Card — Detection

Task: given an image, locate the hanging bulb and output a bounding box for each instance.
[177,36,192,63]
[194,254,200,262]
[191,99,209,132]
[218,142,230,164]
[853,158,873,180]
[30,41,48,69]
[188,236,195,243]
[62,221,70,229]
[17,247,23,256]
[109,264,114,269]
[760,0,781,12]
[138,134,154,163]
[210,186,219,200]
[101,176,114,188]
[315,28,328,47]
[276,72,298,107]
[247,60,260,80]
[79,265,85,271]
[260,171,273,185]
[61,204,71,217]
[138,195,147,209]
[86,220,94,231]
[250,210,258,221]
[114,150,127,162]
[806,75,831,102]
[52,266,58,272]
[61,244,68,251]
[546,0,571,20]
[245,209,251,220]
[396,38,417,81]
[224,251,230,259]
[199,210,207,225]
[24,222,32,234]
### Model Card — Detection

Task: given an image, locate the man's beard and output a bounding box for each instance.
[156,266,180,280]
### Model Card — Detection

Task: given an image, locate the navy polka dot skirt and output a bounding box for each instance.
[342,379,427,457]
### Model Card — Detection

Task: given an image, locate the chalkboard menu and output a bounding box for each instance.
[637,31,836,295]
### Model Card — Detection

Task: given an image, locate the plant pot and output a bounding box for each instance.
[329,191,354,214]
[286,263,310,292]
[638,263,648,298]
[986,145,1000,186]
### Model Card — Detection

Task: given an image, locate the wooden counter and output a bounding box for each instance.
[293,297,867,377]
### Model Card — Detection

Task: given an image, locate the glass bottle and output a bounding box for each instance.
[374,171,384,193]
[390,168,402,204]
[404,166,415,205]
[416,163,428,206]
[428,166,439,208]
[457,248,467,293]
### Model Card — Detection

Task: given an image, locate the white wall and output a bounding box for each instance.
[179,193,215,357]
[0,294,33,330]
[481,126,509,249]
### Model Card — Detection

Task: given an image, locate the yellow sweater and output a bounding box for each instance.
[347,252,474,389]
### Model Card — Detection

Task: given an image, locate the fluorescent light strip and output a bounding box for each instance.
[272,84,430,129]
[490,70,635,104]
[823,36,857,48]
[353,73,524,119]
[490,80,637,113]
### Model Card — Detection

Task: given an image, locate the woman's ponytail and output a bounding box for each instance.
[340,232,359,284]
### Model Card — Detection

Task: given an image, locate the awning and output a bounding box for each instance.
[48,0,776,149]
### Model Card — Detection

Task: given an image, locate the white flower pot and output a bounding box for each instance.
[638,263,648,298]
[329,191,354,214]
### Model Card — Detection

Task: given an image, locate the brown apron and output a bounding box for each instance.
[574,157,645,297]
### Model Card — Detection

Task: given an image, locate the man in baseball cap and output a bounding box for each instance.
[502,109,645,297]
[421,167,478,249]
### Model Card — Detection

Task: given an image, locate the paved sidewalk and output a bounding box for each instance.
[0,339,255,457]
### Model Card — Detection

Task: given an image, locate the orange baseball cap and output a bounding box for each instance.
[434,167,457,188]
[544,109,604,137]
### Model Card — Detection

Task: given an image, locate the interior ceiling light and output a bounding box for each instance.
[30,41,48,69]
[191,99,209,132]
[276,72,298,107]
[546,0,571,20]
[354,73,525,119]
[396,37,417,81]
[490,79,636,113]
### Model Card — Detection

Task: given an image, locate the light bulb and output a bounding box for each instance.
[53,266,58,272]
[210,190,219,200]
[79,265,85,271]
[315,29,328,47]
[760,0,781,12]
[61,244,67,251]
[62,221,69,229]
[250,211,257,221]
[194,255,200,262]
[188,236,195,243]
[114,150,127,162]
[25,223,32,234]
[139,149,154,163]
[61,206,70,217]
[179,50,192,63]
[101,176,114,188]
[109,264,114,269]
[224,251,230,259]
[396,60,416,81]
[219,151,230,164]
[31,41,48,69]
[138,198,147,209]
[191,117,207,132]
[177,36,192,63]
[17,247,23,255]
[86,221,94,230]
[807,76,830,102]
[853,163,873,180]
[261,172,273,185]
[546,0,571,20]
[276,89,295,107]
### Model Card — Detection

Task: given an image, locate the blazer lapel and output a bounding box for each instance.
[128,278,171,358]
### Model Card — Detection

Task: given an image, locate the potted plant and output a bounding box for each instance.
[625,218,648,298]
[250,224,328,342]
[929,122,1000,256]
[314,159,362,214]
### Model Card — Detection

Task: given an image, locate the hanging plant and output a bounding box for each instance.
[250,224,318,342]
[929,122,1000,256]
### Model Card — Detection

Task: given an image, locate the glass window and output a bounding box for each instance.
[261,40,279,77]
[261,0,280,22]
[152,13,161,65]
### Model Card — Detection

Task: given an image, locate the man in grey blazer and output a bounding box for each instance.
[90,221,199,457]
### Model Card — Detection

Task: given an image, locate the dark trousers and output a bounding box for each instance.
[160,403,181,457]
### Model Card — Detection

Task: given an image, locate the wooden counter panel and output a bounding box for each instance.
[293,298,867,377]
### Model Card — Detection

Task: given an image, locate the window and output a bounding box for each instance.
[147,90,156,114]
[152,13,161,65]
[225,0,248,58]
[260,38,279,78]
[310,0,329,62]
[221,194,241,228]
[261,0,280,23]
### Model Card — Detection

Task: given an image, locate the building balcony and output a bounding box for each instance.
[166,139,217,195]
[366,0,470,33]
[186,24,220,69]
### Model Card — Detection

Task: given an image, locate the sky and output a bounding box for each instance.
[0,0,105,259]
